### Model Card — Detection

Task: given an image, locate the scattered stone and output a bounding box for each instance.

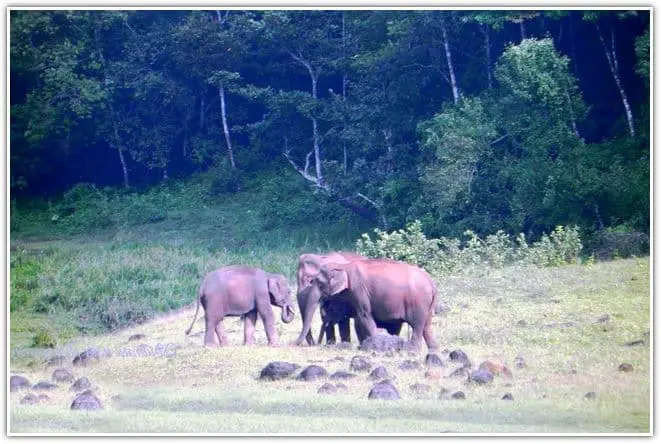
[329,356,345,362]
[451,391,466,400]
[479,359,512,378]
[368,380,400,400]
[449,365,470,379]
[334,342,353,350]
[44,355,67,368]
[515,355,527,369]
[368,366,389,381]
[359,333,405,353]
[330,371,357,380]
[596,314,611,323]
[335,383,348,391]
[78,389,96,396]
[458,303,469,310]
[584,391,597,400]
[296,365,328,381]
[516,320,528,327]
[10,375,31,392]
[503,382,513,388]
[52,368,75,383]
[625,339,645,347]
[449,349,470,365]
[38,394,50,401]
[349,355,372,372]
[469,369,494,385]
[71,392,103,410]
[425,369,442,381]
[72,348,103,367]
[32,381,57,390]
[438,388,451,400]
[502,393,514,401]
[425,353,445,368]
[317,383,337,394]
[618,363,634,372]
[409,383,433,399]
[259,362,300,381]
[20,393,39,405]
[398,360,420,370]
[70,377,92,392]
[128,333,146,342]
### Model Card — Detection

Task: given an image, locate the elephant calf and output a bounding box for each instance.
[185,266,295,347]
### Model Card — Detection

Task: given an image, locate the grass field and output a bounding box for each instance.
[9,256,651,434]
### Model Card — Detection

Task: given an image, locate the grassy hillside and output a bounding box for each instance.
[9,258,650,433]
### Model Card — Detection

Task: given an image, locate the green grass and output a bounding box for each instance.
[9,258,650,434]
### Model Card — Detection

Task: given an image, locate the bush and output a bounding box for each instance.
[587,226,650,260]
[32,327,57,348]
[357,221,585,274]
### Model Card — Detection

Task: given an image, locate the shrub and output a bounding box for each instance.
[32,327,57,348]
[587,226,650,260]
[357,221,584,273]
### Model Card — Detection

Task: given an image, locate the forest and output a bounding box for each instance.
[10,9,650,240]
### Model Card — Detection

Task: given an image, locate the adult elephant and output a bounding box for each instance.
[185,266,295,347]
[294,251,365,346]
[311,258,439,352]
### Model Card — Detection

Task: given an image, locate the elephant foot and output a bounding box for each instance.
[403,340,422,353]
[268,341,281,348]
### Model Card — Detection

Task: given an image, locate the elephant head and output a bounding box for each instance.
[268,274,295,324]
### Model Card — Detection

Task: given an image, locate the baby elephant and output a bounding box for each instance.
[185,266,295,347]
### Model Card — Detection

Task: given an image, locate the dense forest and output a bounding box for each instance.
[10,9,650,239]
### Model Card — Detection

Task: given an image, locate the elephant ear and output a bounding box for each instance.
[322,263,349,295]
[267,277,281,299]
[298,254,324,287]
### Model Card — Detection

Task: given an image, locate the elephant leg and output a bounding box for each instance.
[422,313,439,352]
[356,304,378,338]
[317,323,326,345]
[258,308,280,347]
[338,318,351,343]
[325,322,337,345]
[215,320,229,346]
[354,319,367,343]
[243,310,258,345]
[204,315,220,347]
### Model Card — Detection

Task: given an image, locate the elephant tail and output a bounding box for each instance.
[184,283,203,335]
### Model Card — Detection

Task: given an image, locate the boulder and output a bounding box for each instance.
[10,375,31,392]
[52,368,75,383]
[359,333,405,352]
[349,356,372,372]
[368,380,400,400]
[71,392,103,410]
[368,366,389,381]
[259,362,299,381]
[296,365,328,382]
[70,377,92,392]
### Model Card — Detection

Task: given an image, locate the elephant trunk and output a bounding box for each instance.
[281,303,295,324]
[294,286,321,346]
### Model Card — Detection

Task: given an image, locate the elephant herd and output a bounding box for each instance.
[185,252,439,352]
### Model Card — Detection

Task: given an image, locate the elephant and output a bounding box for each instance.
[294,251,365,346]
[185,265,295,347]
[310,258,439,352]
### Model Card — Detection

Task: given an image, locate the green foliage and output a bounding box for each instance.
[357,220,584,274]
[635,28,650,83]
[31,327,58,348]
[10,251,43,312]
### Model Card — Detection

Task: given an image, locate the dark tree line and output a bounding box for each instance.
[10,9,650,237]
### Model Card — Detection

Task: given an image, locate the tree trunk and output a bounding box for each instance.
[564,87,581,139]
[218,82,236,169]
[482,24,493,89]
[440,15,460,104]
[342,11,348,175]
[520,21,527,40]
[108,101,129,188]
[596,22,635,137]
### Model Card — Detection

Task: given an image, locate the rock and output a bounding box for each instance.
[368,380,400,400]
[449,349,470,365]
[296,365,328,381]
[72,348,103,367]
[10,375,31,392]
[438,388,451,400]
[584,391,597,400]
[425,369,442,381]
[38,394,50,402]
[359,333,405,353]
[44,355,67,368]
[349,355,372,372]
[516,320,528,327]
[409,383,433,399]
[451,391,466,400]
[625,339,645,347]
[469,369,494,385]
[478,359,512,377]
[335,383,348,391]
[259,361,300,381]
[32,381,58,390]
[618,363,634,372]
[20,393,39,405]
[502,393,514,401]
[449,365,470,379]
[368,366,389,381]
[71,392,103,410]
[334,342,353,350]
[78,389,95,396]
[70,377,92,392]
[128,333,146,342]
[515,355,527,369]
[317,383,337,394]
[330,371,357,380]
[398,360,420,370]
[596,314,610,323]
[425,353,445,368]
[52,368,75,383]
